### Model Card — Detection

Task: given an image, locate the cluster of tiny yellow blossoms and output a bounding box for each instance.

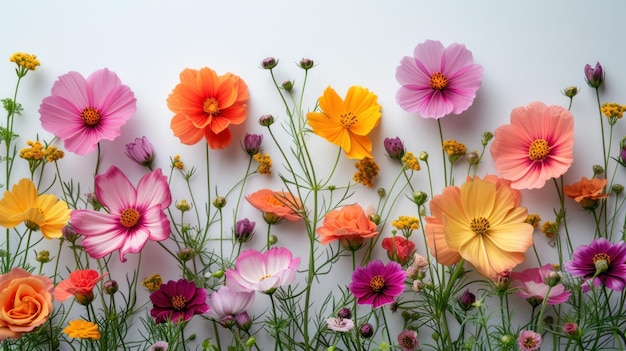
[9,52,40,71]
[525,214,542,228]
[171,154,184,170]
[142,274,162,292]
[353,157,380,187]
[401,151,421,171]
[541,221,558,238]
[442,140,467,156]
[253,152,272,175]
[601,102,626,119]
[19,140,64,162]
[392,215,420,236]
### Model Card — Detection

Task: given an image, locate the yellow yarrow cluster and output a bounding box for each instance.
[63,320,101,340]
[525,214,542,228]
[353,157,380,187]
[19,140,45,160]
[9,52,40,71]
[443,140,466,156]
[541,221,557,238]
[392,215,419,237]
[171,154,184,170]
[601,102,626,120]
[253,152,272,175]
[142,274,162,292]
[401,151,421,171]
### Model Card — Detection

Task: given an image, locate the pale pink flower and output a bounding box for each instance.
[70,166,171,262]
[395,39,483,119]
[207,286,255,321]
[511,264,570,305]
[39,68,136,155]
[225,247,301,294]
[326,317,354,332]
[518,330,541,351]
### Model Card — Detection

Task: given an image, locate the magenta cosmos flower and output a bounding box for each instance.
[206,285,255,322]
[225,247,301,294]
[150,278,209,324]
[395,39,483,119]
[39,68,136,155]
[70,166,171,262]
[565,238,626,292]
[349,260,405,308]
[490,102,574,189]
[511,264,570,305]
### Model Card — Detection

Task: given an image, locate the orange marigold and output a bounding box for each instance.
[564,176,608,210]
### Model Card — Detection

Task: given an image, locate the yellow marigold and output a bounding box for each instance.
[525,214,541,228]
[44,145,64,162]
[353,157,379,187]
[541,221,557,238]
[63,320,100,340]
[142,274,162,292]
[171,154,184,170]
[253,152,272,175]
[442,140,467,156]
[601,102,626,119]
[391,215,420,237]
[9,52,40,71]
[401,151,421,171]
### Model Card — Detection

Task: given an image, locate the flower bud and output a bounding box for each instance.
[103,280,119,295]
[245,337,257,347]
[282,80,294,91]
[546,271,562,287]
[36,250,51,263]
[562,86,579,98]
[584,62,604,88]
[261,57,278,69]
[481,131,493,145]
[593,164,605,176]
[369,214,381,225]
[235,311,252,331]
[268,234,278,246]
[466,151,480,165]
[418,151,429,161]
[299,58,314,70]
[74,291,95,306]
[210,270,225,279]
[177,247,196,261]
[563,323,581,340]
[457,289,476,311]
[213,196,227,209]
[337,307,352,319]
[358,323,374,338]
[125,136,155,168]
[243,133,263,156]
[62,223,80,242]
[377,188,386,197]
[612,184,624,194]
[176,199,192,212]
[219,315,236,329]
[235,219,256,243]
[413,191,428,206]
[259,114,275,127]
[384,137,405,161]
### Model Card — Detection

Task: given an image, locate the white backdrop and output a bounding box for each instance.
[3,1,626,350]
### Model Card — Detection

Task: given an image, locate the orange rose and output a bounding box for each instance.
[0,268,54,340]
[382,236,416,264]
[246,189,303,223]
[317,204,378,250]
[564,176,608,210]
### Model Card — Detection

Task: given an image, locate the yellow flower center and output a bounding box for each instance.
[470,217,490,236]
[120,208,140,228]
[523,337,538,349]
[259,273,272,281]
[340,112,358,128]
[592,252,611,265]
[171,295,186,310]
[203,98,220,116]
[369,274,385,292]
[430,72,448,91]
[81,107,101,127]
[528,139,551,161]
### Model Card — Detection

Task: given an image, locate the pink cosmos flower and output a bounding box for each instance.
[490,102,574,189]
[326,317,355,332]
[349,260,405,308]
[225,247,301,294]
[395,39,483,119]
[565,238,626,292]
[70,166,171,262]
[150,278,209,324]
[206,285,255,322]
[518,330,541,351]
[397,330,419,351]
[511,264,570,305]
[39,68,136,155]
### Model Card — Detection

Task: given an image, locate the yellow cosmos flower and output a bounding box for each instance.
[0,178,70,239]
[307,86,382,159]
[425,178,534,277]
[63,320,101,340]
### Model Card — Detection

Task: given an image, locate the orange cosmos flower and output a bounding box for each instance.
[317,204,378,250]
[168,67,248,149]
[425,178,534,277]
[307,86,382,159]
[564,176,608,210]
[54,269,108,305]
[246,189,302,223]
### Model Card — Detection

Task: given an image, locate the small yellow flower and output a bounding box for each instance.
[353,157,379,187]
[44,145,64,162]
[391,215,419,237]
[601,102,626,119]
[142,274,162,292]
[253,152,272,175]
[63,320,101,340]
[442,140,467,156]
[525,214,541,228]
[401,151,421,171]
[541,221,558,238]
[171,154,184,170]
[19,140,45,161]
[9,52,40,71]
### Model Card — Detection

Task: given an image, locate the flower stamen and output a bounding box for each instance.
[592,253,611,265]
[470,217,490,236]
[529,139,551,161]
[171,295,186,310]
[369,274,385,292]
[120,208,140,228]
[340,112,358,128]
[430,72,448,90]
[203,98,220,116]
[81,107,101,127]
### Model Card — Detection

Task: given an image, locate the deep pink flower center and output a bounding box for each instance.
[340,112,358,128]
[470,217,490,236]
[203,98,220,116]
[120,208,140,228]
[171,295,186,310]
[593,252,611,265]
[528,139,550,161]
[369,274,385,292]
[430,72,448,91]
[81,107,101,127]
